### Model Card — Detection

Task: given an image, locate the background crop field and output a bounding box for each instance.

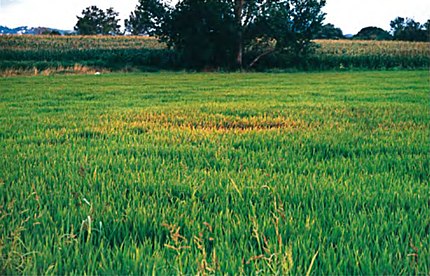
[310,39,430,70]
[0,35,429,73]
[0,71,429,274]
[0,35,174,74]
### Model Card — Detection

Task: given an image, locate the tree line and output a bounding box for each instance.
[75,1,430,43]
[317,18,429,42]
[74,1,429,69]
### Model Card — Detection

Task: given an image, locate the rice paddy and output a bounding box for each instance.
[0,71,429,274]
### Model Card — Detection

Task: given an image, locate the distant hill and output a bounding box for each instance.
[0,25,72,35]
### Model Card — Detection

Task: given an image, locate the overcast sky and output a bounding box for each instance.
[0,0,429,34]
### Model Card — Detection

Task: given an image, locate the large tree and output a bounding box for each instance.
[163,0,237,68]
[75,6,121,35]
[127,0,326,69]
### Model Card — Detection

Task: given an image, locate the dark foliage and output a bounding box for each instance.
[125,0,168,35]
[390,17,429,42]
[354,27,392,41]
[315,23,344,39]
[75,6,121,35]
[164,0,237,69]
[126,0,326,69]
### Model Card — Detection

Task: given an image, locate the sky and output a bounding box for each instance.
[0,0,429,34]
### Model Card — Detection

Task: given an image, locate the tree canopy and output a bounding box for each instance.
[315,23,344,39]
[354,27,392,41]
[126,0,326,69]
[75,6,121,35]
[125,0,167,35]
[390,17,428,42]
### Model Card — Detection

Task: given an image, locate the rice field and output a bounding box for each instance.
[0,70,429,274]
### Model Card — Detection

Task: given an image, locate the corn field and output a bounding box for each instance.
[0,35,428,73]
[311,39,430,70]
[0,35,164,50]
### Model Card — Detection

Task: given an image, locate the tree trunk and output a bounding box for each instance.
[248,49,275,68]
[234,0,244,69]
[236,31,243,69]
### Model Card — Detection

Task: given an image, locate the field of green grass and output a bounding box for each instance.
[1,71,429,274]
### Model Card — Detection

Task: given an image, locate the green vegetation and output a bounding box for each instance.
[314,23,344,39]
[1,71,429,274]
[353,27,392,41]
[309,39,430,70]
[0,36,428,74]
[390,17,430,42]
[125,0,327,69]
[75,6,121,35]
[0,35,175,73]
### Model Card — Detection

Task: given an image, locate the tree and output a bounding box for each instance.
[314,23,344,39]
[104,8,122,35]
[353,27,392,40]
[228,0,324,68]
[423,19,430,32]
[424,20,430,41]
[125,0,167,35]
[163,0,237,68]
[74,6,121,35]
[390,17,427,42]
[127,0,326,69]
[40,29,61,35]
[126,0,236,68]
[390,17,405,38]
[230,0,327,68]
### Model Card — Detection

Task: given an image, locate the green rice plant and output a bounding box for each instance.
[0,71,428,274]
